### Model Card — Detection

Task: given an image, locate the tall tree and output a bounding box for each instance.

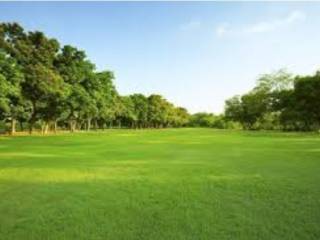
[1,23,63,133]
[130,94,149,128]
[0,22,192,133]
[94,71,117,129]
[55,45,95,132]
[293,72,320,130]
[148,94,170,128]
[0,50,26,134]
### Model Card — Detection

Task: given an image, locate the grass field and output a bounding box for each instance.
[0,129,319,240]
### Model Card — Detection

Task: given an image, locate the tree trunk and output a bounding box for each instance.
[41,122,45,135]
[19,121,24,132]
[29,118,36,134]
[54,120,57,133]
[29,101,37,134]
[10,118,16,135]
[69,120,76,132]
[44,122,49,134]
[87,118,91,131]
[94,119,98,130]
[29,123,33,134]
[73,121,77,132]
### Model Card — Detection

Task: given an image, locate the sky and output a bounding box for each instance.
[1,2,320,113]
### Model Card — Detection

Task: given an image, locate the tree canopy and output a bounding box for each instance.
[0,22,192,134]
[224,69,320,131]
[1,22,319,133]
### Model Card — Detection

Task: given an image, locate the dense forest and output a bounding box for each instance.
[0,23,319,134]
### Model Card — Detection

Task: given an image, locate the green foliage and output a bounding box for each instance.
[0,49,26,133]
[253,69,294,93]
[170,107,190,127]
[281,72,320,131]
[224,69,320,131]
[189,112,216,127]
[130,94,149,128]
[147,94,170,128]
[1,22,320,133]
[189,112,239,129]
[0,22,190,133]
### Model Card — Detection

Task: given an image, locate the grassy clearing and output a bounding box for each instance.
[0,129,319,239]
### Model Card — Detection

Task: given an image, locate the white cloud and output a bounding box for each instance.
[215,23,229,37]
[180,20,201,31]
[215,10,306,37]
[245,10,306,33]
[286,10,306,24]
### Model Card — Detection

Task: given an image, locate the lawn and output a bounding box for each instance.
[0,128,319,240]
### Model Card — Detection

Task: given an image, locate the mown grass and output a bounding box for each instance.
[0,128,319,240]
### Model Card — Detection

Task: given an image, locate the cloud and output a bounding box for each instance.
[215,10,306,37]
[286,10,306,23]
[215,23,229,37]
[180,20,201,31]
[245,10,306,33]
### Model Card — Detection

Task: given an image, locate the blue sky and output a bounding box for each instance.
[1,2,320,113]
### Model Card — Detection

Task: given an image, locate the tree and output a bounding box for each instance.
[0,22,204,133]
[130,94,149,128]
[23,64,64,133]
[224,96,243,128]
[118,96,137,128]
[271,89,295,130]
[254,69,294,94]
[94,71,117,129]
[147,94,170,128]
[171,107,190,127]
[54,45,96,132]
[0,50,25,134]
[224,70,294,130]
[1,23,64,133]
[189,112,215,127]
[293,72,320,130]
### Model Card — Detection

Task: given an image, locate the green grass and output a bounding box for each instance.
[0,129,319,240]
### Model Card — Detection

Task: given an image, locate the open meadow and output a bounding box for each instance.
[0,129,320,240]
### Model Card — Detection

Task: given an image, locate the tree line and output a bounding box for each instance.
[1,23,319,134]
[224,69,320,131]
[0,23,191,134]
